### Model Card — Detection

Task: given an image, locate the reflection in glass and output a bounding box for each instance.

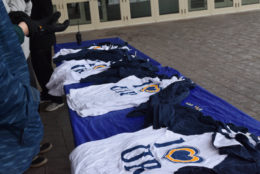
[188,0,207,11]
[53,5,57,12]
[159,0,179,15]
[98,0,121,22]
[215,0,233,8]
[130,0,151,18]
[67,2,91,26]
[242,0,260,5]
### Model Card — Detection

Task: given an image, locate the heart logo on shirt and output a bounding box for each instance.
[164,147,203,163]
[141,84,160,93]
[93,65,107,70]
[93,46,101,49]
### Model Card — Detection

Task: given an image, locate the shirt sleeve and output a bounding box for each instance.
[2,0,10,12]
[24,1,32,16]
[7,0,26,12]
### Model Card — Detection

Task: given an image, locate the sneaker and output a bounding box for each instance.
[45,102,64,112]
[40,142,53,154]
[31,155,48,168]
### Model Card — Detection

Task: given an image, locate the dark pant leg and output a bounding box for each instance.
[30,47,63,103]
[49,95,63,103]
[26,57,38,89]
[30,47,53,94]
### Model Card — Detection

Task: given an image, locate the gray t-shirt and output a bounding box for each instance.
[3,0,32,59]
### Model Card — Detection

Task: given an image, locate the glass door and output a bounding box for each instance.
[54,0,260,34]
[241,0,260,5]
[95,0,127,28]
[63,0,96,33]
[156,0,185,22]
[188,0,208,11]
[185,0,211,18]
[211,0,237,14]
[52,0,66,22]
[239,0,260,11]
[159,0,180,15]
[124,0,156,25]
[130,0,152,18]
[215,0,234,8]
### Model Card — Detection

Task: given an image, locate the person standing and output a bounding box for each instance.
[1,0,69,170]
[0,1,43,172]
[3,0,39,88]
[30,0,68,111]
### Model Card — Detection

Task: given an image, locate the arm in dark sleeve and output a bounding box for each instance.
[31,0,53,19]
[39,0,53,17]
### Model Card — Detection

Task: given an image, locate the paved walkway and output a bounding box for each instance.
[25,10,260,173]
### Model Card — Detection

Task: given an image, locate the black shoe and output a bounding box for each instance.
[31,155,48,168]
[40,142,53,154]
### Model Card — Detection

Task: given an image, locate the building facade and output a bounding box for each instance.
[53,0,260,33]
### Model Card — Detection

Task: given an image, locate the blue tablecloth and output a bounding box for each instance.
[55,37,260,147]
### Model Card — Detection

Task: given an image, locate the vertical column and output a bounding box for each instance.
[208,0,214,13]
[179,0,187,15]
[91,0,100,27]
[153,0,160,21]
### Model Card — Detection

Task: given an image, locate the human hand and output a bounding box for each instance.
[35,11,70,33]
[9,11,70,37]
